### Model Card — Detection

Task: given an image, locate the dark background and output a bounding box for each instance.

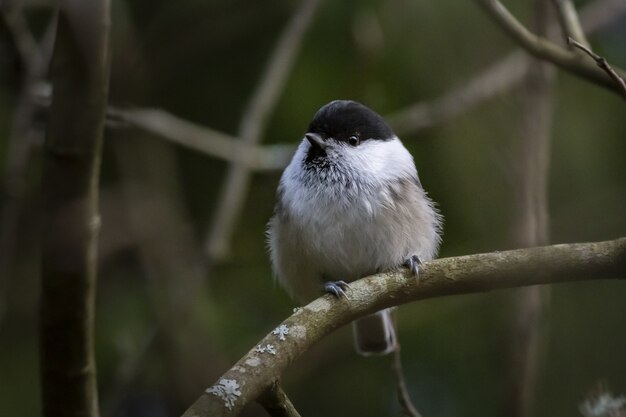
[1,0,625,416]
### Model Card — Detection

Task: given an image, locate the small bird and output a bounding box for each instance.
[267,100,442,355]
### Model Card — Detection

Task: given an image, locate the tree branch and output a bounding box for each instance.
[551,0,590,48]
[182,238,626,417]
[473,0,626,96]
[39,1,111,417]
[25,2,626,168]
[31,0,620,167]
[358,0,626,135]
[107,107,295,171]
[387,51,528,135]
[94,0,624,163]
[567,37,626,100]
[392,340,423,417]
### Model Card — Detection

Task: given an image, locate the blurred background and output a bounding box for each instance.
[1,0,625,416]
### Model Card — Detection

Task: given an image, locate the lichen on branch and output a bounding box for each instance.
[182,238,626,417]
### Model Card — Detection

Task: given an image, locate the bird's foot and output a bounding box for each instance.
[404,255,422,276]
[324,280,351,298]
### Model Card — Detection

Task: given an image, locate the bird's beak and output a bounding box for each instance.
[305,132,327,150]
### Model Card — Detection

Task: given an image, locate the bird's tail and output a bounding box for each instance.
[352,308,397,356]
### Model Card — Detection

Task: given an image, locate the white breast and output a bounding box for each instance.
[268,136,441,302]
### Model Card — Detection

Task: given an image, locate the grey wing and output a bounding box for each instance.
[385,176,442,263]
[267,211,324,303]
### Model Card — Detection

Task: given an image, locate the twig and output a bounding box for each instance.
[387,51,528,135]
[19,2,626,166]
[551,0,590,48]
[568,37,626,100]
[26,1,623,159]
[257,381,302,417]
[473,0,626,96]
[108,107,295,170]
[204,0,321,262]
[182,238,626,417]
[387,0,626,135]
[27,92,296,170]
[392,341,423,417]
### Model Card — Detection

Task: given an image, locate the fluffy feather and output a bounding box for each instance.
[267,100,442,355]
[268,135,441,301]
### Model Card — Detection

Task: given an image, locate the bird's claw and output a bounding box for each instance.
[404,255,422,276]
[324,280,351,298]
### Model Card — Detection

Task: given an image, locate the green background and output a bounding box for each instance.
[1,0,625,416]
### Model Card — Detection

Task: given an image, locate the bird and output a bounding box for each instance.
[267,100,442,355]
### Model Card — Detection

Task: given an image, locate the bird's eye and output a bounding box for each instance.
[348,135,360,146]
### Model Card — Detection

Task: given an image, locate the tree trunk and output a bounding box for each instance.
[39,2,111,417]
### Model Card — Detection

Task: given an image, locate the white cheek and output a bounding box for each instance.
[278,137,418,219]
[279,140,315,216]
[347,137,417,183]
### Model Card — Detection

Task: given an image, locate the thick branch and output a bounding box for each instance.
[39,1,111,417]
[182,238,626,417]
[473,0,626,96]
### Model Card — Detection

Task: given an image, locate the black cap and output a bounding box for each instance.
[307,100,394,144]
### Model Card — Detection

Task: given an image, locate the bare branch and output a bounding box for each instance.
[473,0,626,96]
[26,2,625,161]
[568,37,626,100]
[388,0,626,135]
[29,0,618,167]
[182,238,626,417]
[204,0,321,262]
[551,0,590,48]
[237,0,321,144]
[108,108,295,170]
[387,51,528,135]
[392,341,423,417]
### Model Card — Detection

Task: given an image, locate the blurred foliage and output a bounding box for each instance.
[0,0,625,416]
